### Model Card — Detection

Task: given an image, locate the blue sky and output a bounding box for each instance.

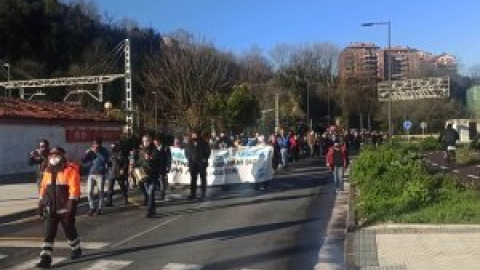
[84,0,479,71]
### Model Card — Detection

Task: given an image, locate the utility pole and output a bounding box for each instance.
[124,39,133,136]
[275,93,280,134]
[152,91,158,132]
[3,63,10,97]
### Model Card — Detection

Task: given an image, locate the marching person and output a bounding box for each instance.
[28,139,50,191]
[82,138,110,216]
[326,140,348,194]
[105,142,129,207]
[185,131,211,200]
[36,147,82,268]
[153,136,172,201]
[131,134,162,217]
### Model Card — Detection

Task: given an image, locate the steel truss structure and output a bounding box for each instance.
[377,76,450,101]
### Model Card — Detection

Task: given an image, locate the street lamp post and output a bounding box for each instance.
[361,21,392,138]
[152,91,158,132]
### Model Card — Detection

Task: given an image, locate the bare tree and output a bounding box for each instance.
[143,39,234,134]
[270,42,340,125]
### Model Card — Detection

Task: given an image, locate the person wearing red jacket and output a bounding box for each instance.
[326,141,348,194]
[36,147,82,268]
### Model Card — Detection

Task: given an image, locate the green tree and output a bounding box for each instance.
[226,85,260,133]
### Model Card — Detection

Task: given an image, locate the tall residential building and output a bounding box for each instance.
[338,42,380,82]
[338,43,457,82]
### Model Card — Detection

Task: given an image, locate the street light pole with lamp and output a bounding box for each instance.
[361,21,392,138]
[152,91,158,132]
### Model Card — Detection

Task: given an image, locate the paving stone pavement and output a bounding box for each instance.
[353,224,480,270]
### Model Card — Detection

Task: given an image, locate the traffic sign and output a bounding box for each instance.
[403,120,412,131]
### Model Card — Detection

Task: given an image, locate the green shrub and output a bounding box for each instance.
[351,144,480,224]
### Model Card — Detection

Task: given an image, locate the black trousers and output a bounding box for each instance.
[159,174,168,200]
[41,213,80,257]
[107,175,128,204]
[189,163,207,198]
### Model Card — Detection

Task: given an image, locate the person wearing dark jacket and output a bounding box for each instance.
[185,132,211,200]
[36,147,82,268]
[82,139,110,216]
[133,134,163,217]
[105,143,129,206]
[153,137,172,201]
[438,123,460,151]
[28,139,50,191]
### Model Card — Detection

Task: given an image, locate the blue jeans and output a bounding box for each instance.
[333,167,344,191]
[87,174,106,210]
[280,148,288,168]
[145,180,156,214]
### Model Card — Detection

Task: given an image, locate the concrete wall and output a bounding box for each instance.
[449,119,480,142]
[0,124,118,176]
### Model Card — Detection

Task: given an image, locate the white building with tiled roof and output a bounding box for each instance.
[0,98,123,176]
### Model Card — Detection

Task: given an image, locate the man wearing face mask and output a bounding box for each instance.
[36,147,82,268]
[185,131,211,200]
[131,134,162,217]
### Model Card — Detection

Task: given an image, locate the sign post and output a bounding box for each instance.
[403,120,412,142]
[420,121,428,135]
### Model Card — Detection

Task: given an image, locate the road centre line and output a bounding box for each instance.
[467,175,480,179]
[431,163,438,166]
[110,201,210,248]
[453,170,460,173]
[0,254,7,260]
[440,166,448,170]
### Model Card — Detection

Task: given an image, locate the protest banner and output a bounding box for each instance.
[168,145,274,186]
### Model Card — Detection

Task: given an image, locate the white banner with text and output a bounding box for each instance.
[168,146,274,186]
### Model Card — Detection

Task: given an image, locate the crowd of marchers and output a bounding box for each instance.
[25,126,385,268]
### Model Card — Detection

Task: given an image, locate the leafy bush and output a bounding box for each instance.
[351,144,480,225]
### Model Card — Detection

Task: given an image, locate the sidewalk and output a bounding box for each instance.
[0,180,92,224]
[350,224,480,270]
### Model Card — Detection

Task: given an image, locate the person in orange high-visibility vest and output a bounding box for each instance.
[36,147,82,269]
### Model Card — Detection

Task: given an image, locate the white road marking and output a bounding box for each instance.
[453,170,460,173]
[111,202,210,248]
[160,263,204,270]
[467,175,480,179]
[440,166,448,170]
[0,240,109,249]
[476,165,480,168]
[0,254,7,260]
[83,260,132,270]
[431,163,438,166]
[5,257,66,270]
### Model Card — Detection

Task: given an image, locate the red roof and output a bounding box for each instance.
[0,97,120,124]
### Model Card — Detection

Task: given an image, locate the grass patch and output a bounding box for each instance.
[351,141,480,225]
[456,147,480,166]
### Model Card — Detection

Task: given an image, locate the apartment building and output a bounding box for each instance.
[338,42,380,82]
[338,42,457,82]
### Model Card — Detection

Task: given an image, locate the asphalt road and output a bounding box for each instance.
[0,157,337,270]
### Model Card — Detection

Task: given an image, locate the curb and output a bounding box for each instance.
[344,163,358,270]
